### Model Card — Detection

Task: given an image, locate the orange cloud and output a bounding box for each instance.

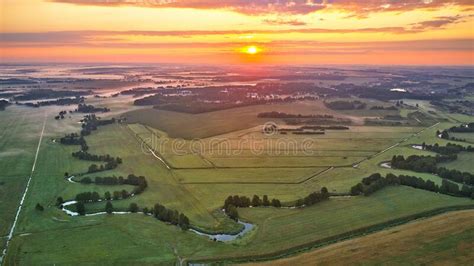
[50,0,474,15]
[263,18,307,26]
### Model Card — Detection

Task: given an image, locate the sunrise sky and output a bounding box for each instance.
[1,0,473,65]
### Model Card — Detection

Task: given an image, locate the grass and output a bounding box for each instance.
[3,97,474,264]
[0,104,89,251]
[248,210,474,266]
[450,132,474,144]
[190,186,473,263]
[439,152,474,173]
[123,100,389,139]
[0,107,44,251]
[6,186,473,265]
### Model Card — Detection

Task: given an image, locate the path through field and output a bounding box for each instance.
[0,115,46,264]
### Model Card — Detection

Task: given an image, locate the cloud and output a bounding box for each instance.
[51,0,326,15]
[263,18,307,26]
[50,0,474,15]
[410,15,470,30]
[0,27,414,44]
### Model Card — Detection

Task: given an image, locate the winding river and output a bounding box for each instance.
[60,199,254,241]
[189,221,254,242]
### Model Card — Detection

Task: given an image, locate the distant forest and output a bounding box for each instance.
[0,100,10,111]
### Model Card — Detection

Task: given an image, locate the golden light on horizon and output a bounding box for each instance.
[242,46,261,55]
[0,1,472,64]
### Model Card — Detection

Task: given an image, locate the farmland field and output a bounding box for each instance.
[250,210,474,266]
[1,67,474,265]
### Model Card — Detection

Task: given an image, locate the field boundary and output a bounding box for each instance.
[125,122,436,186]
[180,167,333,185]
[1,115,46,265]
[187,204,474,265]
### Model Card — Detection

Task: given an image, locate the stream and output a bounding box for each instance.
[60,201,255,241]
[189,221,254,242]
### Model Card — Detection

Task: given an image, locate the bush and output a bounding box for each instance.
[129,203,139,213]
[105,201,114,214]
[35,203,44,211]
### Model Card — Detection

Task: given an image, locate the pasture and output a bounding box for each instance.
[250,210,474,266]
[122,100,404,139]
[2,96,473,264]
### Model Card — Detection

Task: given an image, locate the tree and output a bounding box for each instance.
[64,172,69,178]
[170,210,180,225]
[262,195,270,206]
[251,195,261,207]
[129,203,139,213]
[105,201,114,214]
[226,205,239,221]
[76,202,85,215]
[143,207,150,215]
[104,191,111,200]
[350,183,363,196]
[178,213,190,230]
[295,199,304,207]
[121,189,129,199]
[35,203,44,211]
[80,177,92,184]
[271,198,281,208]
[461,185,472,197]
[56,196,64,206]
[321,187,329,195]
[113,191,121,200]
[91,192,100,202]
[88,164,99,173]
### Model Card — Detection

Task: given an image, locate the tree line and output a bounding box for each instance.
[257,111,334,119]
[421,142,474,155]
[13,89,89,101]
[437,130,466,142]
[448,123,474,133]
[325,100,366,110]
[87,162,119,173]
[60,133,88,151]
[80,174,148,195]
[0,100,10,111]
[223,188,329,221]
[60,114,119,174]
[391,155,474,186]
[72,151,122,168]
[72,150,122,163]
[76,103,110,113]
[57,113,189,231]
[391,154,455,173]
[436,123,474,143]
[152,203,190,230]
[370,105,398,110]
[80,114,115,136]
[55,110,68,120]
[70,199,190,231]
[350,173,474,199]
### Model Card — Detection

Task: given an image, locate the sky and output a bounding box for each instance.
[0,0,473,65]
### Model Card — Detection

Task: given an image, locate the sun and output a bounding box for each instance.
[242,45,261,55]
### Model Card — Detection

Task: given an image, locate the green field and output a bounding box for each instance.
[5,187,472,265]
[439,152,474,173]
[0,107,44,252]
[2,97,474,264]
[250,210,474,266]
[124,100,370,139]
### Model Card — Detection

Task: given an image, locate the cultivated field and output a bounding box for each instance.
[248,210,474,266]
[2,96,473,264]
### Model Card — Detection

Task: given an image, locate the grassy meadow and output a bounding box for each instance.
[249,210,474,266]
[2,96,473,264]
